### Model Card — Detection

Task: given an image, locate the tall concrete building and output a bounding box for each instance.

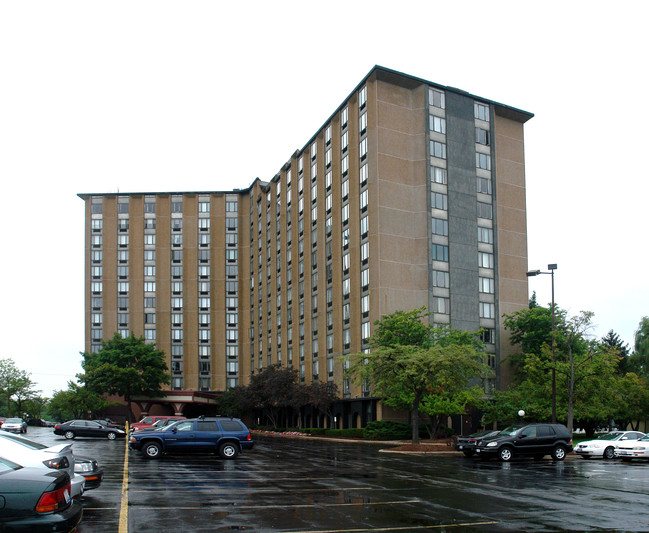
[79,66,533,426]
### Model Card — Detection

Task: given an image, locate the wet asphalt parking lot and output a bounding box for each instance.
[23,427,649,532]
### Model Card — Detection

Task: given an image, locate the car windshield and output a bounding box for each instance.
[596,432,624,441]
[5,418,22,424]
[498,425,524,436]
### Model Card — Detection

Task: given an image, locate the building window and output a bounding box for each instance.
[429,115,446,134]
[359,137,367,159]
[475,127,490,145]
[432,270,449,288]
[480,328,495,344]
[432,244,448,262]
[341,106,348,128]
[360,242,369,263]
[475,103,490,122]
[480,277,495,294]
[430,88,445,109]
[342,204,349,225]
[341,179,349,200]
[431,192,447,211]
[430,141,447,159]
[432,218,448,236]
[477,177,492,195]
[479,252,494,269]
[434,297,450,314]
[360,164,368,185]
[480,302,495,319]
[359,189,368,211]
[478,227,494,244]
[341,155,348,175]
[361,268,369,290]
[359,86,367,109]
[341,131,348,152]
[359,112,367,133]
[476,153,491,171]
[477,202,493,219]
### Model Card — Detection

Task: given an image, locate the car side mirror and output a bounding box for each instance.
[621,437,628,440]
[171,427,177,433]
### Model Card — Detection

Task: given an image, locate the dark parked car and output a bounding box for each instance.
[0,456,83,532]
[455,429,500,457]
[54,420,126,440]
[129,416,254,459]
[473,423,573,462]
[94,418,124,430]
[73,455,104,490]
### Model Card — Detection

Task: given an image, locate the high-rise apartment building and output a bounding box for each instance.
[79,66,533,426]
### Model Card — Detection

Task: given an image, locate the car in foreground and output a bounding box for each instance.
[54,420,126,440]
[2,417,28,434]
[0,455,83,533]
[473,423,573,462]
[574,431,645,459]
[0,430,86,498]
[614,434,649,461]
[455,429,500,457]
[129,416,254,459]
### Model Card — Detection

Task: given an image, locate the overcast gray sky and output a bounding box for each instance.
[1,1,647,396]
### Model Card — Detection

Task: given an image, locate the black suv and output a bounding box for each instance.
[473,423,573,462]
[129,416,254,459]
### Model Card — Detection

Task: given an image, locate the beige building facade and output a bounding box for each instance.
[79,66,533,426]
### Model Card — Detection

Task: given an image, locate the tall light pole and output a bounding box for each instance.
[527,264,558,423]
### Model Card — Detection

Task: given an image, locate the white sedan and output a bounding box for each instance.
[615,435,649,461]
[0,429,85,497]
[574,431,645,459]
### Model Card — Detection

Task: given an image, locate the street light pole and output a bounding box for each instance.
[527,264,558,423]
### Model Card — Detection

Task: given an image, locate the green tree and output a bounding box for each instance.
[307,381,339,428]
[79,333,170,422]
[601,329,631,374]
[344,308,491,444]
[611,372,649,431]
[502,306,566,377]
[47,382,111,421]
[0,358,37,416]
[244,364,301,428]
[628,317,649,375]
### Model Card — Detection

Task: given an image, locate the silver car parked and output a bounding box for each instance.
[0,429,85,498]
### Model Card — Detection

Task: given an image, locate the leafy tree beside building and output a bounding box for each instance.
[344,308,492,444]
[79,333,170,422]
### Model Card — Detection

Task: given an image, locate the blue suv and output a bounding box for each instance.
[129,416,254,459]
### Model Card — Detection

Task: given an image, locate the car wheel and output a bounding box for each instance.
[143,441,162,459]
[64,431,75,440]
[107,432,117,440]
[498,446,513,462]
[219,442,239,459]
[551,445,567,461]
[603,447,615,460]
[462,450,475,457]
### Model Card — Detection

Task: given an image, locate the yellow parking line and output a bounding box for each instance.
[118,430,129,533]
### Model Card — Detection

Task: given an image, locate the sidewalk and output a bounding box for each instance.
[252,430,459,454]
